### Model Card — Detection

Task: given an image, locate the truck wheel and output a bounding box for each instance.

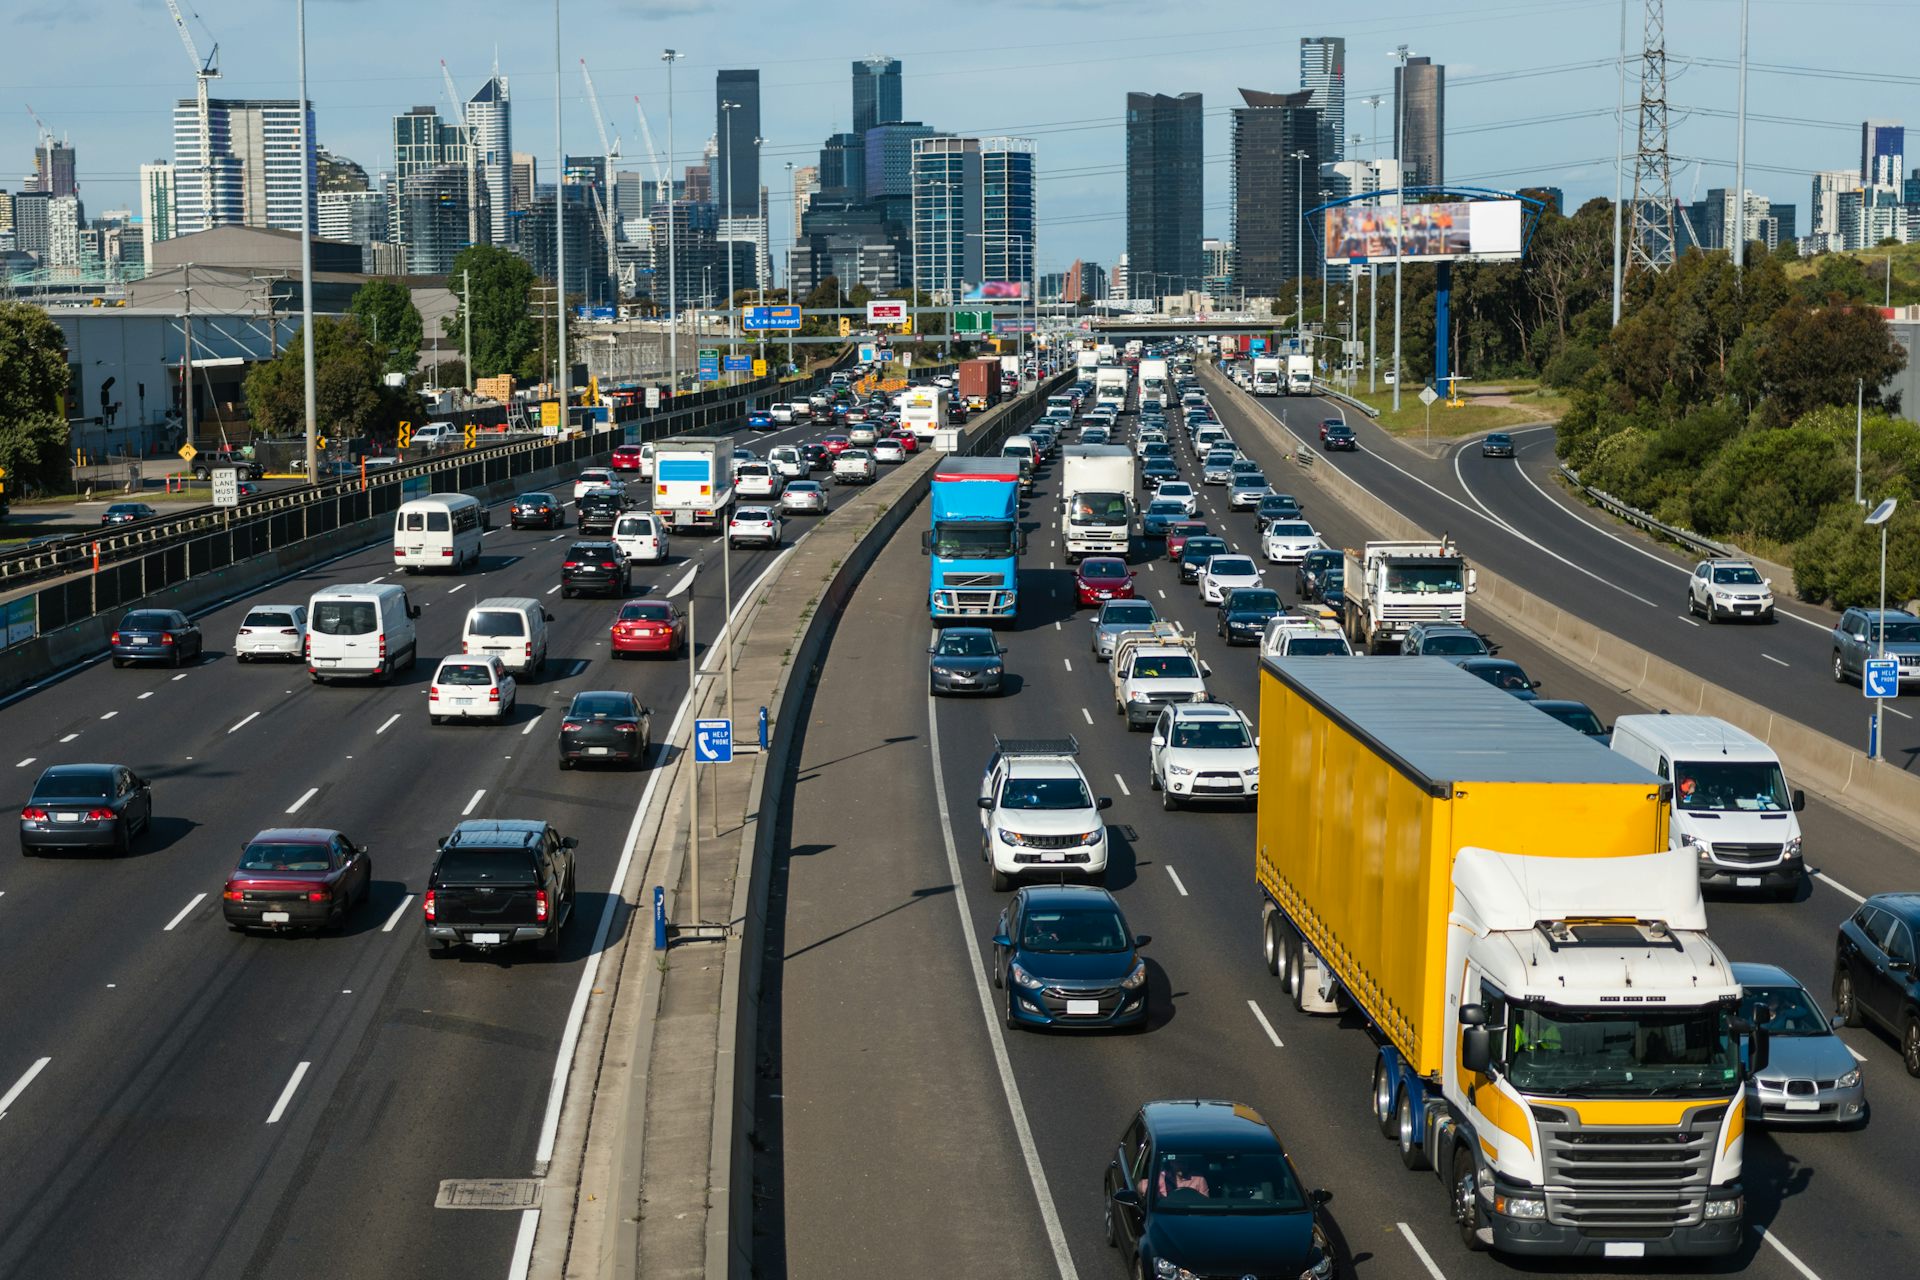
[1287,940,1309,1013]
[1372,1059,1397,1138]
[1397,1088,1430,1170]
[1263,914,1283,978]
[1452,1147,1488,1252]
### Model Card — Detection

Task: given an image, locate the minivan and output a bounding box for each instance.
[394,494,485,572]
[1610,714,1806,897]
[462,597,553,676]
[307,584,421,684]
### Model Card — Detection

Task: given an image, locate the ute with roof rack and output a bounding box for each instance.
[976,735,1112,892]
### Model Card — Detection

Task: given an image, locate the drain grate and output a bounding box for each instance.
[435,1178,543,1210]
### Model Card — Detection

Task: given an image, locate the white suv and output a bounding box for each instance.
[1687,559,1776,623]
[1149,703,1260,810]
[977,738,1112,892]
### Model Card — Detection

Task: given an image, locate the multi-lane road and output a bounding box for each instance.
[0,409,852,1280]
[770,377,1919,1280]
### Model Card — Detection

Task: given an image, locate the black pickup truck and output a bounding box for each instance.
[423,819,578,958]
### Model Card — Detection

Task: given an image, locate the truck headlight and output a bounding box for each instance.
[1008,962,1043,990]
[1703,1197,1743,1221]
[1785,837,1802,858]
[1838,1069,1861,1089]
[996,829,1028,847]
[1494,1193,1546,1220]
[1129,690,1153,702]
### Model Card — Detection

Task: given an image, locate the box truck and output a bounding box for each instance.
[1137,357,1169,412]
[1058,444,1136,560]
[925,457,1022,622]
[1252,356,1283,395]
[900,386,950,440]
[1286,353,1313,395]
[652,437,733,532]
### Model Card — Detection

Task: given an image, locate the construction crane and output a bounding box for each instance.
[162,0,220,233]
[633,94,670,208]
[439,60,481,249]
[579,59,623,289]
[24,104,56,150]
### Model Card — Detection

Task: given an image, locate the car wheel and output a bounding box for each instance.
[112,657,125,668]
[1287,938,1309,1012]
[1148,766,1161,792]
[559,757,574,771]
[989,865,1011,893]
[1264,913,1284,979]
[1104,1201,1117,1248]
[1005,991,1020,1031]
[1453,1146,1488,1251]
[1904,1017,1920,1078]
[1398,1085,1430,1170]
[113,820,130,857]
[561,587,574,599]
[20,844,38,858]
[1833,651,1848,683]
[1834,970,1863,1027]
[430,714,442,726]
[1162,787,1180,811]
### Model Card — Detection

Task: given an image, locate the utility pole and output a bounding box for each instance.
[1733,0,1750,274]
[1628,0,1677,276]
[296,0,317,481]
[721,99,739,386]
[180,262,196,452]
[662,49,683,394]
[1292,149,1309,345]
[553,0,569,428]
[1611,0,1627,326]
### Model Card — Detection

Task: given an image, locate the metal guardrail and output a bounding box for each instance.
[1308,379,1383,419]
[1557,465,1737,559]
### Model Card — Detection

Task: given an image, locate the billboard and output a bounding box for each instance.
[1325,199,1524,265]
[963,281,1028,301]
[867,299,908,324]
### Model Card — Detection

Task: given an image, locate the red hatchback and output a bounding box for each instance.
[892,431,920,454]
[821,434,851,455]
[1074,556,1137,609]
[1166,522,1210,562]
[610,444,645,472]
[610,599,686,658]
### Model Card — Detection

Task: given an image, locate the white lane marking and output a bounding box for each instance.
[926,692,1083,1280]
[506,1208,541,1280]
[1815,871,1865,904]
[1247,999,1284,1047]
[546,585,561,595]
[1679,615,1701,627]
[375,713,401,735]
[1757,1226,1827,1280]
[138,691,153,700]
[163,893,206,932]
[1166,865,1188,896]
[1081,707,1094,725]
[265,1061,311,1124]
[58,733,78,743]
[1763,654,1790,668]
[382,894,415,933]
[1886,705,1913,721]
[369,573,388,582]
[1113,773,1131,797]
[1157,589,1166,599]
[1145,561,1155,572]
[229,711,260,734]
[1843,1042,1867,1063]
[521,712,544,737]
[548,534,565,543]
[665,566,698,598]
[0,1057,52,1120]
[286,787,319,814]
[99,711,117,720]
[15,758,33,768]
[172,673,187,681]
[447,583,467,594]
[1396,1222,1450,1280]
[462,788,485,816]
[1062,657,1072,672]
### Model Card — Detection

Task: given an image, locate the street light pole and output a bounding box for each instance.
[1865,497,1898,760]
[1391,43,1412,414]
[721,99,738,386]
[295,0,317,481]
[553,0,569,425]
[662,49,682,394]
[1291,149,1309,344]
[1611,0,1627,326]
[1733,0,1750,275]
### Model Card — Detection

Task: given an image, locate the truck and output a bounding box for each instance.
[999,354,1021,392]
[1285,353,1313,395]
[925,457,1022,623]
[958,357,1003,412]
[1075,349,1100,375]
[1254,657,1754,1260]
[1094,365,1129,411]
[1109,622,1210,729]
[1058,445,1136,560]
[1252,356,1283,396]
[900,386,949,440]
[652,436,733,533]
[1343,538,1476,653]
[1137,357,1169,412]
[423,818,579,958]
[1094,342,1118,364]
[1217,335,1237,360]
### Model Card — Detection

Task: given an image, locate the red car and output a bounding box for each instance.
[610,444,645,471]
[610,599,686,658]
[1166,522,1210,561]
[891,431,920,454]
[1074,556,1137,608]
[222,827,373,933]
[821,434,851,455]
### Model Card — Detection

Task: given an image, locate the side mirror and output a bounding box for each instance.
[544,611,556,622]
[1311,1188,1333,1207]
[561,836,579,849]
[1150,736,1166,748]
[927,646,938,654]
[976,796,995,810]
[1109,1187,1139,1210]
[1791,789,1806,813]
[1466,568,1479,594]
[1097,797,1113,810]
[998,646,1008,655]
[991,933,1012,949]
[1458,1003,1488,1027]
[1529,680,1542,690]
[408,605,422,619]
[1134,934,1152,948]
[1831,1013,1847,1030]
[920,530,932,556]
[1461,1026,1493,1075]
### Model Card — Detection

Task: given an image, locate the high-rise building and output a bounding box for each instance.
[393,106,464,182]
[715,70,761,219]
[514,186,613,304]
[1863,120,1905,190]
[318,189,389,269]
[0,190,13,237]
[1393,56,1444,188]
[510,152,537,212]
[173,98,316,235]
[792,164,819,241]
[1124,92,1205,297]
[1300,38,1346,175]
[867,121,933,200]
[818,133,864,200]
[45,194,82,270]
[466,73,512,245]
[139,162,176,259]
[1202,237,1233,300]
[981,138,1037,292]
[1063,259,1107,304]
[1811,169,1861,239]
[852,57,903,137]
[395,165,482,274]
[1230,88,1324,300]
[30,141,77,198]
[1111,252,1129,301]
[11,191,50,259]
[613,171,646,222]
[911,135,982,298]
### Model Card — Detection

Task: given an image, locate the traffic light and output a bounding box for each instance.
[838,317,851,337]
[899,313,913,335]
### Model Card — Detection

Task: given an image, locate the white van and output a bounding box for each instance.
[462,597,552,675]
[612,511,669,563]
[637,442,658,480]
[1610,714,1806,896]
[307,584,421,684]
[394,493,485,572]
[768,446,806,480]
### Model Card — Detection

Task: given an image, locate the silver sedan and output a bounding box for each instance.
[780,480,828,515]
[1733,961,1867,1128]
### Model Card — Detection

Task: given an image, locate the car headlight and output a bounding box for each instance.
[1244,765,1259,778]
[1008,962,1043,990]
[1838,1069,1861,1089]
[1785,837,1802,857]
[996,828,1030,847]
[1703,1196,1743,1221]
[1121,960,1148,990]
[1679,833,1701,850]
[1167,764,1193,776]
[1130,691,1153,702]
[1153,1260,1199,1280]
[1301,1250,1335,1280]
[1495,1193,1546,1220]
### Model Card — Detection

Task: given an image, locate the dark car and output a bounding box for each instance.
[1255,493,1304,523]
[222,828,373,932]
[1481,432,1516,458]
[1165,522,1209,562]
[928,626,1007,696]
[18,763,153,857]
[1178,536,1228,583]
[101,502,158,526]
[1317,418,1344,442]
[110,608,203,668]
[800,442,831,472]
[1105,1100,1334,1280]
[510,491,564,529]
[1217,587,1284,645]
[558,690,652,769]
[1322,423,1357,451]
[1142,457,1179,487]
[1456,656,1542,699]
[574,486,626,535]
[190,450,262,480]
[423,819,578,958]
[560,541,630,598]
[1295,548,1342,601]
[1531,699,1611,744]
[1833,893,1920,1075]
[991,884,1149,1030]
[1319,570,1346,611]
[1140,499,1190,539]
[1075,556,1136,609]
[947,402,970,425]
[1401,621,1492,660]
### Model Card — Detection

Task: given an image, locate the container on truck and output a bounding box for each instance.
[1285,353,1313,395]
[924,457,1023,623]
[1343,538,1475,653]
[900,386,950,440]
[1252,356,1283,396]
[958,358,1003,412]
[1256,657,1755,1260]
[652,436,734,533]
[1058,445,1136,560]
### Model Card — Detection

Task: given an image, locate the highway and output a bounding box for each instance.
[770,381,1920,1280]
[1223,372,1920,771]
[0,408,854,1280]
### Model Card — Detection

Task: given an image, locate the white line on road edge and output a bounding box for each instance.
[229,711,260,734]
[520,712,543,736]
[1815,871,1865,904]
[927,694,1082,1280]
[382,894,415,933]
[163,893,206,932]
[508,1209,539,1280]
[1113,772,1131,797]
[59,733,77,743]
[1247,999,1283,1047]
[99,711,116,720]
[1081,707,1094,725]
[375,713,401,735]
[1843,1041,1867,1063]
[1396,1222,1450,1280]
[1763,654,1790,668]
[462,789,486,816]
[1166,866,1188,896]
[546,585,561,595]
[1886,706,1913,720]
[0,1057,51,1120]
[265,1061,311,1124]
[1679,615,1701,627]
[1757,1226,1827,1280]
[286,787,319,814]
[1053,621,1060,631]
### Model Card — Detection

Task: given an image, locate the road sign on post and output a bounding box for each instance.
[211,467,239,508]
[723,355,751,372]
[698,349,720,380]
[743,304,803,330]
[1864,658,1900,699]
[177,443,198,463]
[694,718,734,764]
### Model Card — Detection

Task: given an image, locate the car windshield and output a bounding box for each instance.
[620,604,673,622]
[1184,540,1226,560]
[1673,760,1792,812]
[1712,566,1764,586]
[1143,443,1171,457]
[937,632,999,657]
[1504,1000,1740,1097]
[1000,777,1093,810]
[1269,523,1314,538]
[1019,906,1131,953]
[1148,501,1186,516]
[1235,475,1268,489]
[312,601,376,635]
[436,847,539,885]
[1467,662,1534,691]
[1209,558,1256,577]
[1487,434,1511,445]
[1149,1150,1306,1214]
[1160,484,1192,498]
[570,694,636,718]
[1228,590,1281,613]
[437,663,494,686]
[468,611,526,637]
[1385,564,1464,593]
[1081,561,1128,581]
[1739,984,1831,1037]
[1131,654,1199,679]
[1172,719,1251,748]
[788,482,818,492]
[239,842,333,872]
[1422,633,1488,655]
[518,494,554,506]
[1288,636,1350,655]
[1867,620,1920,643]
[32,772,112,800]
[1539,704,1605,735]
[735,509,772,522]
[1101,604,1157,627]
[122,611,175,630]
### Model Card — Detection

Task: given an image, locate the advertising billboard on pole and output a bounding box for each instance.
[1325,199,1524,265]
[962,281,1028,301]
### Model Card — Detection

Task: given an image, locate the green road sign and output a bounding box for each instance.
[954,309,993,333]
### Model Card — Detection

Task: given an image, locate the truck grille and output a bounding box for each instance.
[935,589,1014,615]
[1536,1107,1723,1232]
[1380,603,1463,622]
[1017,832,1093,850]
[1711,842,1782,866]
[944,572,1006,589]
[1013,851,1092,865]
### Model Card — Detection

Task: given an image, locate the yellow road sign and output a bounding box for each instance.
[397,423,413,449]
[752,358,767,378]
[177,443,198,462]
[540,401,560,428]
[463,425,478,448]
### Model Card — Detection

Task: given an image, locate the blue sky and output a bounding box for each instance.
[8,0,1916,274]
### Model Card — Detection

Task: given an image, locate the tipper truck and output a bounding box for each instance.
[1252,356,1282,395]
[652,436,733,533]
[925,457,1022,622]
[1255,657,1756,1261]
[1344,537,1475,653]
[1059,444,1136,560]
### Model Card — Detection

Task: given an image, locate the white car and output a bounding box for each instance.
[834,450,877,485]
[769,403,797,425]
[872,438,907,464]
[846,425,879,447]
[769,446,807,479]
[233,603,306,662]
[788,400,814,421]
[780,479,828,515]
[1199,554,1262,604]
[1149,702,1260,810]
[612,511,669,563]
[1261,519,1326,563]
[977,738,1111,891]
[1201,452,1238,485]
[573,468,617,501]
[428,655,517,723]
[1260,610,1346,657]
[1153,481,1198,518]
[1134,431,1167,459]
[735,462,780,499]
[728,506,784,549]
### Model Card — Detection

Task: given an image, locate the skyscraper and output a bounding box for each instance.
[139,162,176,260]
[981,138,1037,291]
[1810,169,1861,240]
[510,152,537,212]
[1863,120,1905,190]
[11,191,50,259]
[1300,38,1346,170]
[172,98,316,235]
[1393,57,1444,188]
[466,73,512,245]
[394,106,464,180]
[866,121,933,200]
[911,135,983,298]
[1125,92,1205,298]
[715,70,761,218]
[852,57,903,136]
[792,164,819,241]
[30,141,77,198]
[818,134,864,200]
[1230,88,1324,299]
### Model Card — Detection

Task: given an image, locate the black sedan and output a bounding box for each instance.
[1456,656,1542,699]
[222,828,373,931]
[1532,699,1610,743]
[1295,548,1342,601]
[560,541,630,598]
[510,491,565,529]
[991,884,1148,1030]
[1106,1100,1334,1280]
[928,627,1007,696]
[1255,493,1304,523]
[19,763,153,856]
[110,608,203,668]
[1217,587,1284,645]
[1177,536,1229,583]
[1322,423,1357,451]
[1481,431,1516,458]
[801,443,832,473]
[101,502,158,526]
[558,690,653,769]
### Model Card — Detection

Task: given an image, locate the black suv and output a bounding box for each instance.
[560,541,630,598]
[423,819,577,958]
[1834,892,1920,1074]
[1295,548,1342,601]
[575,486,627,535]
[190,450,263,480]
[1322,423,1357,451]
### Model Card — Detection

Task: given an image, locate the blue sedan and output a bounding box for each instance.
[992,884,1149,1031]
[747,409,776,430]
[1140,499,1191,538]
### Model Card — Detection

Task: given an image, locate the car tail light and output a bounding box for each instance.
[222,884,243,901]
[87,808,116,820]
[488,687,501,703]
[535,889,550,923]
[303,635,311,657]
[601,561,617,570]
[423,889,436,921]
[20,807,47,821]
[280,628,299,636]
[110,632,121,644]
[560,721,583,732]
[161,633,175,645]
[428,687,440,700]
[442,548,453,558]
[307,889,331,902]
[563,560,579,569]
[616,722,636,732]
[395,547,404,557]
[523,642,532,659]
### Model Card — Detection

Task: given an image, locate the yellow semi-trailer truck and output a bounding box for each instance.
[1255,657,1757,1260]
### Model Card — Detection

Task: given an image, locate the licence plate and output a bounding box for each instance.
[589,747,609,755]
[1066,1000,1099,1017]
[55,812,80,822]
[1735,876,1762,887]
[471,932,502,945]
[1603,1243,1645,1258]
[262,911,291,924]
[1783,1100,1820,1112]
[1040,851,1066,863]
[130,637,148,645]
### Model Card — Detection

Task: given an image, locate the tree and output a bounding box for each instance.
[243,317,416,440]
[0,301,73,489]
[348,279,423,376]
[445,244,540,380]
[1753,301,1906,428]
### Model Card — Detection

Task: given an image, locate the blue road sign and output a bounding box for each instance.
[694,718,734,763]
[697,356,720,379]
[1249,337,1267,353]
[723,355,751,372]
[1864,657,1901,699]
[743,304,803,331]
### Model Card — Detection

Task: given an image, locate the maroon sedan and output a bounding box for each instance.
[223,827,373,933]
[1074,556,1137,609]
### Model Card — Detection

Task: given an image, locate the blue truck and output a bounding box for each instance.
[924,457,1023,623]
